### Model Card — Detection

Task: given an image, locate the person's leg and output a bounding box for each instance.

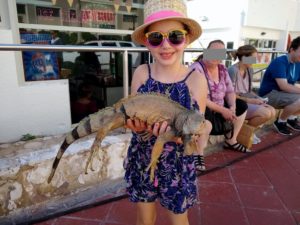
[136,202,157,225]
[194,120,212,171]
[266,91,300,135]
[280,98,300,120]
[269,104,277,120]
[227,110,247,144]
[285,100,300,131]
[224,99,250,152]
[247,105,276,127]
[224,110,251,152]
[167,210,189,225]
[247,104,276,144]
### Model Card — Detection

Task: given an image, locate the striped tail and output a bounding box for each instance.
[47,107,117,183]
[47,115,96,183]
[47,139,69,183]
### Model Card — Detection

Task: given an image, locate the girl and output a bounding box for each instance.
[124,0,211,224]
[228,45,276,143]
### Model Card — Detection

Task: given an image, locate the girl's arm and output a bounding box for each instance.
[130,64,148,94]
[126,64,149,133]
[187,70,207,114]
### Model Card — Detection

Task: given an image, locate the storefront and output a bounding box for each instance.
[0,0,145,142]
[16,1,143,61]
[16,0,144,29]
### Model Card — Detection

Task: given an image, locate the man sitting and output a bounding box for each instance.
[259,36,300,135]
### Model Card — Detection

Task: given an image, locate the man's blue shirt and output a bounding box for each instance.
[259,54,300,96]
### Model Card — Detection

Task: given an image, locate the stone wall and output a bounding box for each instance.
[0,130,224,224]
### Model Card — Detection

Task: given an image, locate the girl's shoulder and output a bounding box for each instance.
[135,63,149,73]
[133,64,150,80]
[131,64,150,93]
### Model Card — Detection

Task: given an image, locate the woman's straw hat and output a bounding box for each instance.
[132,0,202,46]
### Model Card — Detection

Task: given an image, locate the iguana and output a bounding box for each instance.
[47,93,206,183]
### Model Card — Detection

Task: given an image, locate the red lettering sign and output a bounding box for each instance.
[81,9,114,23]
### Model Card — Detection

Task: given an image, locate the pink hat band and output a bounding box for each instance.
[145,10,184,24]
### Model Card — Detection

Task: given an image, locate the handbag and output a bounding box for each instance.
[205,107,234,138]
[198,61,234,138]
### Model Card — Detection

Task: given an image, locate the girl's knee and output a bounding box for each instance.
[137,203,156,225]
[168,211,189,225]
[137,215,156,225]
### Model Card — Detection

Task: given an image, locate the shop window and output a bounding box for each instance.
[245,38,276,50]
[36,6,61,25]
[17,4,27,23]
[17,4,26,14]
[248,39,258,47]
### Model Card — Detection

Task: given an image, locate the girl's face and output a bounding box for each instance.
[145,20,189,67]
[206,42,225,66]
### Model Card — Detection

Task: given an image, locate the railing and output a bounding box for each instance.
[0,43,287,98]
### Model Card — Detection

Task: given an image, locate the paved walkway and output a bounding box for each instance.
[35,128,300,225]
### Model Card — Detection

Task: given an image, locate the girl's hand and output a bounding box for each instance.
[148,121,171,136]
[126,118,148,133]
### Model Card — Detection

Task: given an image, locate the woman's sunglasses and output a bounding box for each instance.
[145,29,187,47]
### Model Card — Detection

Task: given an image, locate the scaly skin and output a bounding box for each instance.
[47,93,205,183]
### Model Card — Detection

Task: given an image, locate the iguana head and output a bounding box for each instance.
[178,111,205,155]
[181,111,206,136]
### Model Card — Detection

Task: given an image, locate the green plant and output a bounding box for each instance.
[20,133,36,141]
[82,32,97,42]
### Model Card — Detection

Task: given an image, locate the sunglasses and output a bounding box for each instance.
[145,29,187,47]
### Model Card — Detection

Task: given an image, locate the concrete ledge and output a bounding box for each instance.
[0,129,225,223]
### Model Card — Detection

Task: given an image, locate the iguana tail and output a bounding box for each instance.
[47,107,117,183]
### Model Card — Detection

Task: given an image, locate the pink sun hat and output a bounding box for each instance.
[131,0,202,46]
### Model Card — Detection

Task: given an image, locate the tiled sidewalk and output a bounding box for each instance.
[35,129,300,225]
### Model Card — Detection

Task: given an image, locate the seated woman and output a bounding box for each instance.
[190,40,249,163]
[228,45,276,144]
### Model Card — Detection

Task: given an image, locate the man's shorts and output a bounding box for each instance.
[263,90,300,109]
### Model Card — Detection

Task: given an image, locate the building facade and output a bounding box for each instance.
[0,0,145,143]
[1,0,300,142]
[187,0,300,51]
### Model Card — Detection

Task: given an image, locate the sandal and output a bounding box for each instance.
[223,141,251,153]
[193,155,206,171]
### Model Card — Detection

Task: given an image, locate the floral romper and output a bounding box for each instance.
[124,64,199,214]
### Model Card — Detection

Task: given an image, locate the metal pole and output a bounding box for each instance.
[123,50,129,97]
